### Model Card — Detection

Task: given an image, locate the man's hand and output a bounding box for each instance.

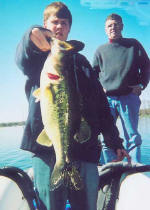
[129,85,143,95]
[112,149,131,163]
[30,28,52,52]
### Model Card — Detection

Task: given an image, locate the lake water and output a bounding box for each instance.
[0,117,150,170]
[0,126,32,170]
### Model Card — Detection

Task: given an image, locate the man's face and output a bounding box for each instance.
[105,19,123,40]
[44,15,70,41]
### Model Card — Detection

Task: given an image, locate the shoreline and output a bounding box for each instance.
[0,121,25,127]
[0,108,150,127]
[139,108,150,117]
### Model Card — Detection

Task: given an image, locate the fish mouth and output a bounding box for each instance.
[47,73,60,80]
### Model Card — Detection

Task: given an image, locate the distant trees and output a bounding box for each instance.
[139,108,150,117]
[0,121,25,127]
[0,108,150,127]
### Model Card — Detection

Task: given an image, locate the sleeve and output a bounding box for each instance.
[77,54,124,152]
[15,25,49,78]
[136,39,150,89]
[92,50,101,79]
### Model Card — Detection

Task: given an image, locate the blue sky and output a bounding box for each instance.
[1,0,150,122]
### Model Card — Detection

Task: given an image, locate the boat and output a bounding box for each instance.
[0,167,38,210]
[1,163,150,210]
[97,162,150,210]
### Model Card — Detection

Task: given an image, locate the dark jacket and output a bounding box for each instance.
[93,38,150,96]
[15,25,124,163]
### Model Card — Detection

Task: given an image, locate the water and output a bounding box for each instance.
[0,117,150,169]
[0,118,150,210]
[0,126,32,170]
[118,117,150,164]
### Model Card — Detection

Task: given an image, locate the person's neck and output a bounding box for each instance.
[109,36,122,43]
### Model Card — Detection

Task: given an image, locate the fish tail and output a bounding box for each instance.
[50,163,84,191]
[62,163,84,191]
[50,164,64,191]
[69,165,84,191]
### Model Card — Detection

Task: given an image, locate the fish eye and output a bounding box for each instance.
[59,43,66,48]
[59,42,70,50]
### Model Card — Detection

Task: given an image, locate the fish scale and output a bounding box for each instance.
[54,82,70,158]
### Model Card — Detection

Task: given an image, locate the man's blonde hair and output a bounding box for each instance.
[44,2,72,26]
[105,13,123,24]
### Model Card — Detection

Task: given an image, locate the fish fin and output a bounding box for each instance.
[69,165,84,191]
[50,163,84,191]
[50,164,64,191]
[36,129,52,147]
[74,118,91,143]
[33,88,41,102]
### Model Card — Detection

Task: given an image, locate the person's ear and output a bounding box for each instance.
[44,20,47,28]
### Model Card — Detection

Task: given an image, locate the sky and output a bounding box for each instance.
[1,0,150,122]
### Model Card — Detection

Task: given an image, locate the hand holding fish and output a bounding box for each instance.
[30,28,52,52]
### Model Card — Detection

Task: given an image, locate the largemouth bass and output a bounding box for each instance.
[33,38,91,191]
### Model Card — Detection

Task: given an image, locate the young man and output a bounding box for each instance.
[16,4,129,210]
[93,13,150,164]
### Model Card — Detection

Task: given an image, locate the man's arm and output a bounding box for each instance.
[92,51,101,79]
[137,40,150,89]
[128,41,150,96]
[15,25,52,77]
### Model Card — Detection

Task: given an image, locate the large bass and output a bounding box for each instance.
[33,38,91,191]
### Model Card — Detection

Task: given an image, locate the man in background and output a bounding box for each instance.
[93,13,150,163]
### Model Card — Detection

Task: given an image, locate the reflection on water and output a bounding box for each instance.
[117,117,150,165]
[0,126,32,170]
[0,117,150,169]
